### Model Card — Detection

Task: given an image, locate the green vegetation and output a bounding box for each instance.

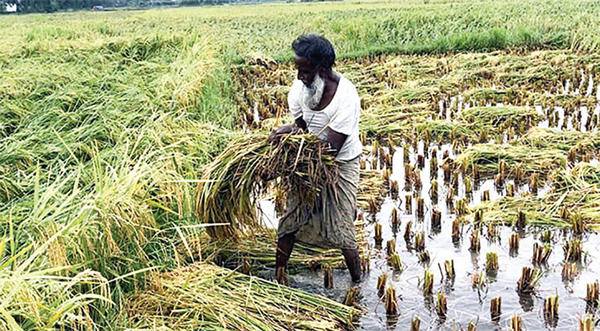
[2,0,600,328]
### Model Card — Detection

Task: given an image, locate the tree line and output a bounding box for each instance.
[0,0,263,13]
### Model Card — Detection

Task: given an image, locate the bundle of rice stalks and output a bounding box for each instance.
[520,127,600,154]
[414,120,475,144]
[456,144,566,178]
[459,106,541,130]
[553,162,600,192]
[195,134,338,240]
[126,263,358,331]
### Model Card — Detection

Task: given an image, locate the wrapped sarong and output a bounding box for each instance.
[277,156,359,249]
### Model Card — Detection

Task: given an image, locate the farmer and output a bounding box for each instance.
[269,34,363,284]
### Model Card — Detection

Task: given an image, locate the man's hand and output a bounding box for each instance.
[268,124,298,142]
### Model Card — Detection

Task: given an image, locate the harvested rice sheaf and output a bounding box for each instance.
[195,134,339,240]
[126,263,358,331]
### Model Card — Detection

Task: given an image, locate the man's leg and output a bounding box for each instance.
[276,232,296,285]
[342,247,362,282]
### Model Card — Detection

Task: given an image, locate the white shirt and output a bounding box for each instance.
[288,74,363,161]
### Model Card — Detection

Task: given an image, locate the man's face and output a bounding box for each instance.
[294,55,318,87]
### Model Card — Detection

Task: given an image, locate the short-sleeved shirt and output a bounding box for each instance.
[288,74,363,161]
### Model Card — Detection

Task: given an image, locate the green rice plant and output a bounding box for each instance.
[436,291,447,321]
[459,106,542,130]
[357,170,388,212]
[455,144,566,177]
[486,252,499,274]
[422,270,434,296]
[197,230,348,271]
[521,128,600,155]
[0,220,110,330]
[390,254,403,271]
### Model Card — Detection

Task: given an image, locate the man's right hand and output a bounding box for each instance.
[268,124,297,141]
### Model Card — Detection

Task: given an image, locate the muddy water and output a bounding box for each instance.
[261,143,600,330]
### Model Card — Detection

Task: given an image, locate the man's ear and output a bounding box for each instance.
[317,66,328,77]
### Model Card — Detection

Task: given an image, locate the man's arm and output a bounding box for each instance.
[325,127,348,156]
[268,117,307,141]
[295,117,307,131]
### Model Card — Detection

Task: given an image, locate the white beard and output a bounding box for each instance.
[302,74,326,110]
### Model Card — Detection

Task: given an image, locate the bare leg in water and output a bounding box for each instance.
[277,233,362,284]
[276,232,296,285]
[342,247,362,282]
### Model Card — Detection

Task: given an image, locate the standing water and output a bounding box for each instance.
[260,141,600,330]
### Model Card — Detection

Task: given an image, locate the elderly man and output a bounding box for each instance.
[270,34,363,284]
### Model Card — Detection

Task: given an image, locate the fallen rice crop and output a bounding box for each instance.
[126,263,358,330]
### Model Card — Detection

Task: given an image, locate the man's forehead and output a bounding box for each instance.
[294,55,312,67]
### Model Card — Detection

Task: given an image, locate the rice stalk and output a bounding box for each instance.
[543,294,559,323]
[436,291,447,321]
[195,134,338,240]
[422,270,434,296]
[377,274,388,297]
[517,267,541,294]
[384,286,398,316]
[511,314,523,331]
[490,296,501,323]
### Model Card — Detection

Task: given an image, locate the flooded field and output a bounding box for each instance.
[244,51,600,330]
[262,141,600,330]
